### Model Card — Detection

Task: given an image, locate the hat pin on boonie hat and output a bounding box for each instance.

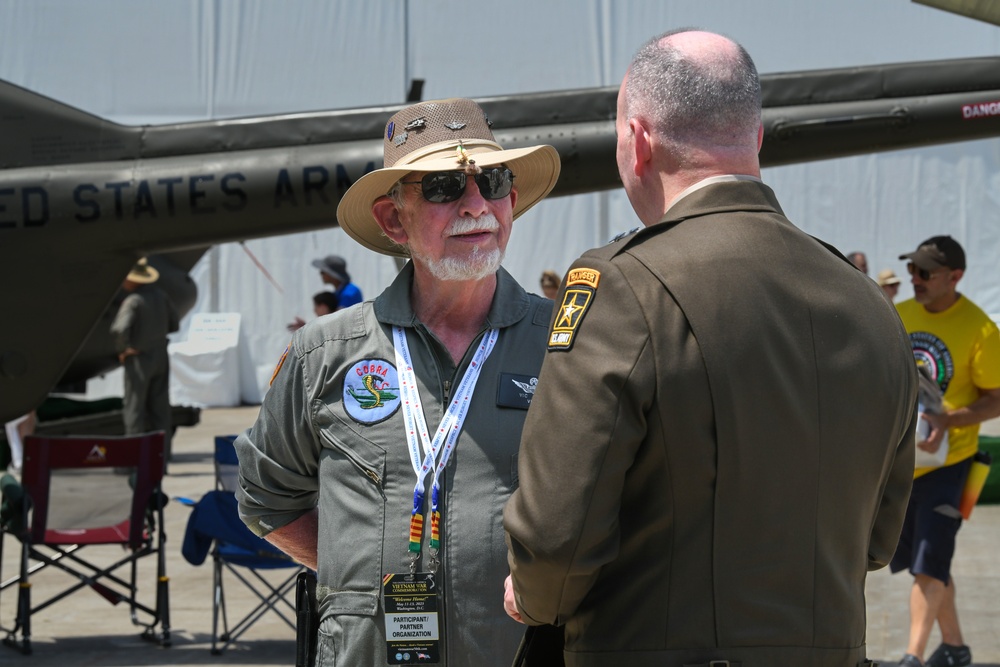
[336,98,561,258]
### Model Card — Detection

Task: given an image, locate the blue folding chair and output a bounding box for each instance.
[180,435,302,654]
[213,434,240,492]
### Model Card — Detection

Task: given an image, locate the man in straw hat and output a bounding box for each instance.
[504,29,917,666]
[110,257,179,462]
[235,97,560,666]
[877,267,902,301]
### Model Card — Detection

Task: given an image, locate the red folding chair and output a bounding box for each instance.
[0,432,170,655]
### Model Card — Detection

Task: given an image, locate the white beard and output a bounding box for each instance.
[410,214,505,282]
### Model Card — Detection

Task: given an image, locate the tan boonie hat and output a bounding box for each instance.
[337,98,561,258]
[876,269,901,287]
[126,258,159,284]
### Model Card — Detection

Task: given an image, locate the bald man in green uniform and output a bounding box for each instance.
[504,29,917,667]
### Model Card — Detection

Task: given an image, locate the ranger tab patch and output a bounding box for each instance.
[548,268,601,351]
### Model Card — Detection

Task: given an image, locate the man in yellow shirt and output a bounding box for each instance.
[892,235,1000,667]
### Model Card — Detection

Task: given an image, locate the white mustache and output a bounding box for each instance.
[446,214,500,236]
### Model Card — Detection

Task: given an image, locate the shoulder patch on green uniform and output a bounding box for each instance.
[269,344,290,386]
[548,268,601,351]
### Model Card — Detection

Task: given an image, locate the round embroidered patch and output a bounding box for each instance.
[343,358,401,424]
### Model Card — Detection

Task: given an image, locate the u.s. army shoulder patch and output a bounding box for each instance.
[548,268,601,351]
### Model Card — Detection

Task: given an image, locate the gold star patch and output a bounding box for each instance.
[548,268,601,351]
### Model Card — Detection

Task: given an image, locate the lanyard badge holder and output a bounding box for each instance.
[382,326,498,665]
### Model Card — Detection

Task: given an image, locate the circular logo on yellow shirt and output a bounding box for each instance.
[910,331,953,393]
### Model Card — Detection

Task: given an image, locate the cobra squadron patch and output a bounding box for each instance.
[548,268,601,351]
[343,359,401,424]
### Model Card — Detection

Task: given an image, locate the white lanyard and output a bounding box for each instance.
[393,326,498,565]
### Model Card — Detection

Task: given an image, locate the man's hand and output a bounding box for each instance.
[917,410,949,453]
[504,574,524,624]
[118,347,140,364]
[287,316,306,332]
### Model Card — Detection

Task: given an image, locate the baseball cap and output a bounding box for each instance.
[898,235,966,271]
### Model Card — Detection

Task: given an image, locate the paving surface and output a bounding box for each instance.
[2,406,999,666]
[1,405,293,666]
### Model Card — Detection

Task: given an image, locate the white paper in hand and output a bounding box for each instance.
[914,402,949,468]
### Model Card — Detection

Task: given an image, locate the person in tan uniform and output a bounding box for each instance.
[111,258,179,461]
[503,29,917,667]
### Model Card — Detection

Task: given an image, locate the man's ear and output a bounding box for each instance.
[372,196,408,245]
[631,117,653,178]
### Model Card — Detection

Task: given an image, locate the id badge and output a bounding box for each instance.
[383,572,440,664]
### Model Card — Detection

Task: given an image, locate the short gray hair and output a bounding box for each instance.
[386,180,406,209]
[624,29,761,154]
[380,181,410,255]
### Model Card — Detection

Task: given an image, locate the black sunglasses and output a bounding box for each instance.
[401,168,515,203]
[906,262,942,281]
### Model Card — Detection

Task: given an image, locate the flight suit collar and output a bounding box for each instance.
[373,262,530,330]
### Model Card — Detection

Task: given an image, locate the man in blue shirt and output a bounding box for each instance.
[288,255,364,331]
[312,254,363,309]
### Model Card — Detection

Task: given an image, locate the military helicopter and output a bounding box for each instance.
[3,1,1000,425]
[913,0,1000,27]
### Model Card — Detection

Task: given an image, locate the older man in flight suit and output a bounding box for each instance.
[236,98,560,666]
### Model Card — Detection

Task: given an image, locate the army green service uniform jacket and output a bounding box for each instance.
[505,179,917,667]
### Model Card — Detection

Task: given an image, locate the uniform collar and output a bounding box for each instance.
[664,174,763,217]
[657,176,784,226]
[374,262,530,329]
